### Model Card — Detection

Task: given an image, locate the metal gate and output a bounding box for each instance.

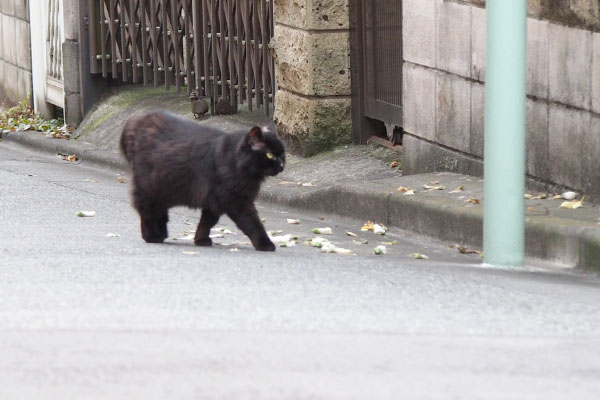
[350,0,403,145]
[88,0,275,114]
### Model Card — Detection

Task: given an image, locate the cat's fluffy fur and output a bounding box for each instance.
[120,110,285,251]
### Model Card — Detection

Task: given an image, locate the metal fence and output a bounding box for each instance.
[88,0,275,114]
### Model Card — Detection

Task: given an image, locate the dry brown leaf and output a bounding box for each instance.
[423,184,445,191]
[345,231,358,237]
[465,198,480,204]
[361,221,375,232]
[449,186,464,194]
[560,197,584,209]
[117,176,126,183]
[390,161,399,169]
[457,245,483,256]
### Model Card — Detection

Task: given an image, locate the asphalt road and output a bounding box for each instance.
[1,143,600,399]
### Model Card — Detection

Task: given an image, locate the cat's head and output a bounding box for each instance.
[244,125,286,177]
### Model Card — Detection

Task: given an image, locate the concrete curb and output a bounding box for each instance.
[2,130,599,271]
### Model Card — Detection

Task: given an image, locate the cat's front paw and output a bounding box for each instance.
[194,237,213,247]
[255,240,276,252]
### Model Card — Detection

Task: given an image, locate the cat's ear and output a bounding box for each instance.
[261,122,278,136]
[248,126,266,151]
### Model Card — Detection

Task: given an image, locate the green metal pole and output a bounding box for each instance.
[484,0,527,267]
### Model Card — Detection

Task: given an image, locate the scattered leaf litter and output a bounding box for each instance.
[397,187,416,195]
[373,245,387,255]
[362,221,388,235]
[456,245,483,256]
[560,198,584,209]
[423,184,445,191]
[411,253,429,259]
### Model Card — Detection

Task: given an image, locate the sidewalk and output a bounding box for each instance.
[1,86,599,271]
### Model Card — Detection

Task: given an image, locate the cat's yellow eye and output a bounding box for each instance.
[266,152,275,160]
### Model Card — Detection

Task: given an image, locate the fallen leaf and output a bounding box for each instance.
[361,221,375,232]
[318,216,325,221]
[117,176,126,183]
[456,245,482,255]
[353,239,369,245]
[175,233,196,241]
[269,234,298,247]
[209,233,224,239]
[397,187,416,195]
[525,193,548,200]
[373,245,387,255]
[423,184,445,191]
[411,253,429,259]
[260,218,266,223]
[312,227,333,235]
[77,211,96,217]
[83,179,98,183]
[301,182,316,187]
[306,237,330,248]
[382,240,398,245]
[561,191,577,200]
[268,229,284,236]
[106,233,120,238]
[373,224,387,235]
[67,155,78,162]
[320,242,337,253]
[345,231,358,237]
[213,227,234,235]
[560,198,584,209]
[390,161,399,169]
[362,221,389,234]
[465,198,480,204]
[333,247,355,255]
[449,186,464,194]
[182,251,197,255]
[287,219,301,225]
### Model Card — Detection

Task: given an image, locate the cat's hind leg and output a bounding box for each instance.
[227,207,275,251]
[194,209,220,246]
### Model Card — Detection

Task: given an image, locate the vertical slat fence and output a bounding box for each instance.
[89,0,275,115]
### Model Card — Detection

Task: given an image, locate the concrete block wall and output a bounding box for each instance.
[402,0,600,199]
[0,0,31,105]
[272,0,352,156]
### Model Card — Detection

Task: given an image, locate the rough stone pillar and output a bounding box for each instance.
[272,0,352,156]
[62,0,82,126]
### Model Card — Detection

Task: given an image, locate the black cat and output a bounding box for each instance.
[120,110,285,251]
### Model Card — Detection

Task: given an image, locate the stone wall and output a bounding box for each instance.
[272,0,352,156]
[402,0,600,199]
[0,0,31,105]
